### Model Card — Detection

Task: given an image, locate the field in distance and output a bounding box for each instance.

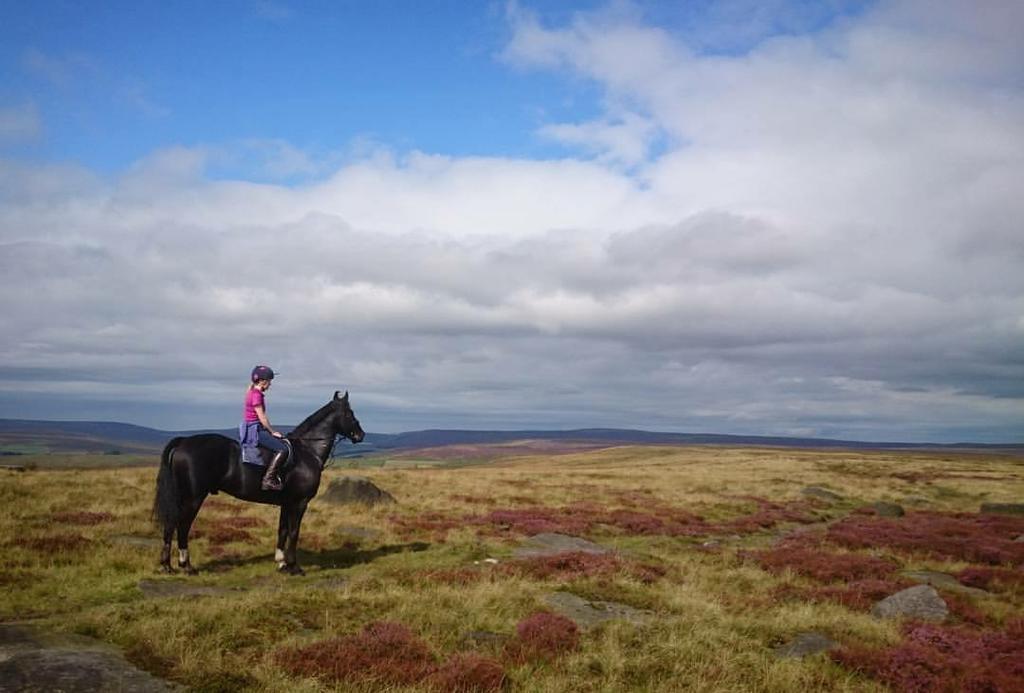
[1,445,1022,691]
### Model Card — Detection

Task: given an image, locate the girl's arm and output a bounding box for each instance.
[254,406,283,437]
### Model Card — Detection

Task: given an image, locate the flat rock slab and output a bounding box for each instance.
[801,486,843,502]
[0,624,179,692]
[137,579,233,599]
[320,476,396,506]
[901,570,989,597]
[773,632,839,659]
[871,584,948,622]
[980,503,1024,515]
[514,533,612,559]
[870,502,905,517]
[544,591,653,631]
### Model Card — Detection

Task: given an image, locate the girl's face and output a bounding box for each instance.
[257,379,271,391]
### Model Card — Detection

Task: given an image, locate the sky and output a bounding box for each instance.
[0,0,1022,442]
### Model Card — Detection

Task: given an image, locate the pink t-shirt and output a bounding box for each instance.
[243,387,265,423]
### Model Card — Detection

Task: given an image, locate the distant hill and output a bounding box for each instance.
[1,419,1021,458]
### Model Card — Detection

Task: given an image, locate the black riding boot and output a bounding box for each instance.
[261,450,286,491]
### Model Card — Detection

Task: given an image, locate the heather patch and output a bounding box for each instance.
[804,578,914,611]
[190,524,256,545]
[50,511,114,525]
[832,620,1024,692]
[11,533,91,553]
[479,506,597,536]
[276,621,437,687]
[430,652,507,693]
[827,512,1024,565]
[752,544,899,582]
[503,551,666,584]
[390,511,464,538]
[505,611,580,664]
[955,566,1024,592]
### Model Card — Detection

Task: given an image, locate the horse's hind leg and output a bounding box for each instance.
[176,494,206,575]
[159,523,175,573]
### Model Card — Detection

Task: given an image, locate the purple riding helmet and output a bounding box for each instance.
[251,365,275,383]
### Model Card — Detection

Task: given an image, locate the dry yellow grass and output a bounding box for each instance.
[1,445,1021,691]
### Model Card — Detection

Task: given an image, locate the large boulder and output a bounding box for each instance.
[871,585,948,622]
[320,476,396,506]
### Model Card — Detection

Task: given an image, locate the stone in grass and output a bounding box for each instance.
[980,503,1024,515]
[901,570,989,597]
[773,632,839,659]
[870,502,905,518]
[544,591,653,631]
[871,584,948,622]
[0,625,179,692]
[320,476,396,506]
[801,486,843,502]
[513,533,612,559]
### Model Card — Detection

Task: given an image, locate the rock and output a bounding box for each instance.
[901,570,989,596]
[801,486,843,502]
[0,624,179,692]
[1015,535,1024,543]
[137,579,232,599]
[514,533,611,559]
[544,591,653,631]
[980,503,1024,515]
[870,502,905,518]
[773,632,838,659]
[871,585,948,622]
[320,476,396,506]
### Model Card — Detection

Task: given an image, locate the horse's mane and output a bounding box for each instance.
[289,399,336,437]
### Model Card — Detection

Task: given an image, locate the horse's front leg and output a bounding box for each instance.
[279,499,309,575]
[275,506,288,569]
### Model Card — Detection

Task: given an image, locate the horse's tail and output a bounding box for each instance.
[153,437,184,530]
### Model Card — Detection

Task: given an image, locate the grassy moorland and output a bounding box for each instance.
[1,445,1022,692]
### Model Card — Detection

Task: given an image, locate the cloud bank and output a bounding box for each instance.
[1,0,1021,440]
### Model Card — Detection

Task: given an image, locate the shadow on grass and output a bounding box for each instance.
[201,541,431,573]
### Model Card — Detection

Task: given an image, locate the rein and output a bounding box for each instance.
[288,433,350,469]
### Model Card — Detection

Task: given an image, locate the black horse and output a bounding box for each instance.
[154,390,364,575]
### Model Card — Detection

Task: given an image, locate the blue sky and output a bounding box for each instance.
[1,1,1021,442]
[2,2,597,173]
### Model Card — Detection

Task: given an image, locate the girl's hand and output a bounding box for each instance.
[272,431,284,439]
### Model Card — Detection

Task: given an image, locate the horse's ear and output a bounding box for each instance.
[334,390,349,401]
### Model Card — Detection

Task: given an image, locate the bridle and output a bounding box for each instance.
[287,430,359,469]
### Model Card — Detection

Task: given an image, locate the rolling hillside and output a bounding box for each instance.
[1,419,1020,458]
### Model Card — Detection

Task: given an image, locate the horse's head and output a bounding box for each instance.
[331,390,365,443]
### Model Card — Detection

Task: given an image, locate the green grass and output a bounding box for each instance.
[1,446,1021,691]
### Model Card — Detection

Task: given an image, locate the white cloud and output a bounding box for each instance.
[0,0,1021,440]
